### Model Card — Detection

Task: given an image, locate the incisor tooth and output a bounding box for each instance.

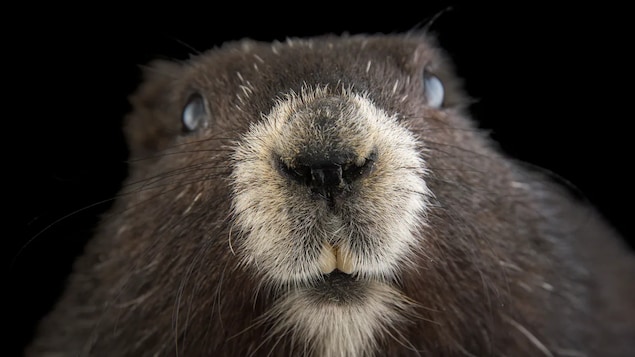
[319,243,337,274]
[336,247,354,274]
[318,243,355,274]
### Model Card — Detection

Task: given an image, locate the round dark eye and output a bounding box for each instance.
[423,71,444,108]
[182,93,209,132]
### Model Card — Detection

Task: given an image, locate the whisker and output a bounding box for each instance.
[168,36,204,56]
[125,148,234,164]
[502,315,554,357]
[172,243,202,355]
[402,5,455,35]
[121,171,232,195]
[11,196,119,269]
[122,161,231,190]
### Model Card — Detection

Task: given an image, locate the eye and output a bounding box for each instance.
[182,93,209,132]
[423,71,444,109]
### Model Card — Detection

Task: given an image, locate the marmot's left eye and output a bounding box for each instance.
[182,93,210,133]
[423,71,444,109]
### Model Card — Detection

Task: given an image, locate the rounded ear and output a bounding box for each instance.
[124,59,184,159]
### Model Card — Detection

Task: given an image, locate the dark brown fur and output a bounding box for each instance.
[26,33,635,356]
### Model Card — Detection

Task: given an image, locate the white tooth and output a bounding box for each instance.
[318,243,337,274]
[336,247,354,274]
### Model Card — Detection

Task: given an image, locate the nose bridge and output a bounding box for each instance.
[295,97,356,165]
[309,101,345,135]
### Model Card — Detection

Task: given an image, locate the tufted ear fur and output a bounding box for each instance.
[123,60,184,160]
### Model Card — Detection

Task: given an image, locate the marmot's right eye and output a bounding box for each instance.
[423,71,444,109]
[182,93,209,132]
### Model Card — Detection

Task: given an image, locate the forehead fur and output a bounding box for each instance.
[184,32,460,106]
[125,33,465,156]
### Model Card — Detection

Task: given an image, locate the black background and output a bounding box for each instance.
[7,2,633,355]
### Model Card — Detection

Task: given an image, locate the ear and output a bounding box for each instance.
[124,60,184,159]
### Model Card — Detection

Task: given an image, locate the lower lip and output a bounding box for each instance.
[305,271,368,304]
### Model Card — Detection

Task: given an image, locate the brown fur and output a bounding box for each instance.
[26,33,635,356]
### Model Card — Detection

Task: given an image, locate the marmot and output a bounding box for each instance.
[26,33,635,357]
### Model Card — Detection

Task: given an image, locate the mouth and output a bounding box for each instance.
[310,243,372,303]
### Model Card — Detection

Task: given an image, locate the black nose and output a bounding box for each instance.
[310,164,344,188]
[278,152,376,203]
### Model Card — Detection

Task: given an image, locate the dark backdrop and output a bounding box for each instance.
[8,2,632,355]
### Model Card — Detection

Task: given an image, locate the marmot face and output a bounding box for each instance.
[130,34,455,356]
[79,33,459,357]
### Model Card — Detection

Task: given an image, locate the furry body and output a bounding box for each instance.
[27,33,635,356]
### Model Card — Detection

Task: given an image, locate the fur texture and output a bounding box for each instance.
[27,33,635,356]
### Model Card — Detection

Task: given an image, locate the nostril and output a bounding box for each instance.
[342,152,376,183]
[278,160,312,186]
[277,150,376,191]
[278,160,344,188]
